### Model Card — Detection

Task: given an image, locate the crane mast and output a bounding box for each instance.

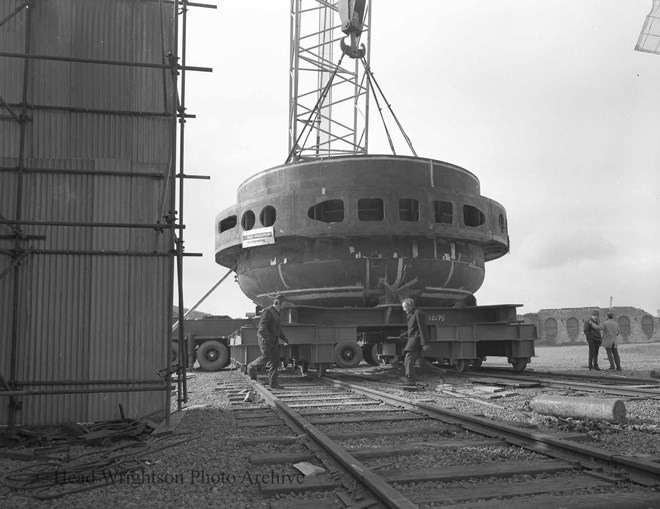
[288,0,372,159]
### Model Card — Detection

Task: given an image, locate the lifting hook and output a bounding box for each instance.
[340,36,366,59]
[338,0,366,59]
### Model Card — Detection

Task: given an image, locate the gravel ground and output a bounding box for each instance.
[1,343,659,508]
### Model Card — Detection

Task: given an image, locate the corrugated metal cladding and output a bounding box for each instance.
[0,0,178,425]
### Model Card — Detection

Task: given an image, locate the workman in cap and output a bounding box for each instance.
[601,311,622,371]
[583,309,603,370]
[400,298,430,383]
[247,294,289,389]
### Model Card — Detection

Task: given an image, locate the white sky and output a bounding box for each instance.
[176,1,660,318]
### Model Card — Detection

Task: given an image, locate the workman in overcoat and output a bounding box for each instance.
[401,298,430,383]
[583,309,603,371]
[247,294,289,389]
[601,311,622,371]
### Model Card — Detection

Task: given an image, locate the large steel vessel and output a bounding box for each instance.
[215,155,509,308]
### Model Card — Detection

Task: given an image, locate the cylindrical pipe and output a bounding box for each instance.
[530,394,626,423]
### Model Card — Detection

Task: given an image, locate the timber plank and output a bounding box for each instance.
[469,377,540,388]
[279,394,370,403]
[309,415,426,425]
[407,475,610,504]
[151,410,187,437]
[258,474,341,496]
[249,452,315,465]
[439,491,660,509]
[232,413,274,420]
[235,420,283,428]
[288,400,382,408]
[381,459,576,483]
[299,407,397,416]
[327,426,458,440]
[348,439,506,457]
[269,499,336,509]
[230,435,300,445]
[272,391,344,397]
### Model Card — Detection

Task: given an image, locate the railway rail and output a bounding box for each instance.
[456,367,660,400]
[219,369,660,508]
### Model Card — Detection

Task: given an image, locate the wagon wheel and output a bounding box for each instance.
[471,358,483,369]
[511,358,528,372]
[196,340,229,371]
[453,359,469,373]
[361,344,379,366]
[315,363,327,378]
[333,342,363,368]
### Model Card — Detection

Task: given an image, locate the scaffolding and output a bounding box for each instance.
[0,0,214,426]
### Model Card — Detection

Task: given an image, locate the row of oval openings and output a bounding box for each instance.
[544,316,656,340]
[219,199,507,234]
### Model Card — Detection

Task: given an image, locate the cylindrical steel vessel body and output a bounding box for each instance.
[216,155,509,308]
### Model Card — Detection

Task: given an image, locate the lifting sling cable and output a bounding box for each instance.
[361,59,396,155]
[285,52,346,163]
[361,57,418,157]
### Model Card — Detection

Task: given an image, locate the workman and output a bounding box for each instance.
[401,298,430,383]
[583,309,603,371]
[601,311,622,371]
[247,294,289,389]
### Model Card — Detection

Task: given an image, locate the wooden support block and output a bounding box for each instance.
[326,426,457,440]
[407,475,610,505]
[230,435,300,445]
[258,474,340,496]
[151,410,188,437]
[381,459,575,484]
[235,420,282,427]
[249,452,315,465]
[530,394,626,423]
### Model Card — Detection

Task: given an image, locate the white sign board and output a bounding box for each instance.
[242,226,275,248]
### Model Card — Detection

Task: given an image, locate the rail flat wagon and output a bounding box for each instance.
[229,303,536,375]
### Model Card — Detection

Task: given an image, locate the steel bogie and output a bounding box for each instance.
[509,357,530,372]
[226,304,536,372]
[361,343,380,366]
[471,357,484,369]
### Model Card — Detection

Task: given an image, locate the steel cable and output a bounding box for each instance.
[360,57,417,157]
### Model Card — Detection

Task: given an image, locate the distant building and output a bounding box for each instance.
[521,307,659,346]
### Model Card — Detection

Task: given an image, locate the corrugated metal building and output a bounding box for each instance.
[0,0,182,425]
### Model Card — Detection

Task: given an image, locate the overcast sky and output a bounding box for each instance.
[176,1,660,319]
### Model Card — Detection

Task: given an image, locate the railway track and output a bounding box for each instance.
[218,370,660,509]
[457,367,660,400]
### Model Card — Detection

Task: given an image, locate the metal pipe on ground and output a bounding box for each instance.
[530,394,626,423]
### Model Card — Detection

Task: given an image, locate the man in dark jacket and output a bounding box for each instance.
[602,311,622,371]
[401,298,430,383]
[584,309,603,370]
[247,294,289,388]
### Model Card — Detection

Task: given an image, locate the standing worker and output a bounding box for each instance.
[583,309,603,371]
[247,294,289,389]
[602,311,622,371]
[401,298,430,383]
